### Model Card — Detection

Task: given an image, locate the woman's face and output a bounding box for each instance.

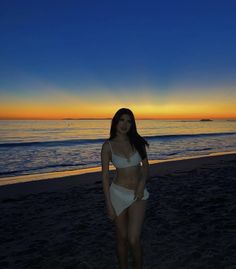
[116,114,132,135]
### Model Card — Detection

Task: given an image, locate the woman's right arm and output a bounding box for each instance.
[101,141,115,220]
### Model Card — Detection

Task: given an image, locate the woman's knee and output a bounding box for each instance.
[128,236,140,247]
[116,224,128,242]
[117,230,128,243]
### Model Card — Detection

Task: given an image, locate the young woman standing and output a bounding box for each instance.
[101,108,150,269]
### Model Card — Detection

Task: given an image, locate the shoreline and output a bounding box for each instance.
[0,150,236,187]
[0,151,236,201]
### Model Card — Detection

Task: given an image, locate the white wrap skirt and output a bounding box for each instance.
[109,182,150,216]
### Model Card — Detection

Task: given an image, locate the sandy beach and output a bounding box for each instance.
[0,153,236,269]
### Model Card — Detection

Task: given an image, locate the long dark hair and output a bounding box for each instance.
[109,108,149,160]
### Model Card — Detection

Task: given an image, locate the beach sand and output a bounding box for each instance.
[0,153,235,269]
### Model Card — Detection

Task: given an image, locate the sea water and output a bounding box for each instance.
[0,119,235,178]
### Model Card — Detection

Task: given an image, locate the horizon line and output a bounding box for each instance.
[1,117,236,121]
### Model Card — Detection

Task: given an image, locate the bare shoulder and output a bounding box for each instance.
[101,140,110,152]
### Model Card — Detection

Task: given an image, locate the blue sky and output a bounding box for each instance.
[0,0,236,119]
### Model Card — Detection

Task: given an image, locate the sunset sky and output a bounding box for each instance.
[0,0,236,119]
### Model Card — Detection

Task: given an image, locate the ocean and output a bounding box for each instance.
[0,119,236,179]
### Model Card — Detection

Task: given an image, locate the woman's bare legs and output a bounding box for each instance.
[114,209,129,269]
[127,200,147,269]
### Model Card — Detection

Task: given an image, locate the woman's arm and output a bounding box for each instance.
[101,141,112,207]
[139,157,149,188]
[134,146,149,200]
[101,141,116,220]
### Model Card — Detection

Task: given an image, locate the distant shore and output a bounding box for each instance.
[1,118,236,120]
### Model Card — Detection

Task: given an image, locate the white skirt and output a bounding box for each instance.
[109,182,149,216]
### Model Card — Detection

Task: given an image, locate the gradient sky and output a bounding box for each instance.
[0,0,236,119]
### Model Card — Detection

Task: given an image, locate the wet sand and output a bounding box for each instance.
[0,153,236,268]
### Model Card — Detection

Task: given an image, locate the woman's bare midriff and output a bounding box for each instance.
[113,165,142,190]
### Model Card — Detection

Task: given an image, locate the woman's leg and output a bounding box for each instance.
[127,200,147,269]
[114,208,129,269]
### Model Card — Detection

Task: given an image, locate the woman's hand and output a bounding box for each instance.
[106,203,116,221]
[134,186,144,201]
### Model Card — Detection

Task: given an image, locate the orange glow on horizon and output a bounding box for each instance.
[1,103,236,120]
[1,87,236,120]
[1,112,236,120]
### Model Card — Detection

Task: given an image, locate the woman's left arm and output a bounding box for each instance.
[138,158,149,189]
[134,148,149,200]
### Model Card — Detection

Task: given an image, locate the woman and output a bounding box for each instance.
[101,108,150,269]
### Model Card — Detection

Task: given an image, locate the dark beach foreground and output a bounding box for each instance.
[0,153,235,269]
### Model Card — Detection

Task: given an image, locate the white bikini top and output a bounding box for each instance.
[108,140,142,169]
